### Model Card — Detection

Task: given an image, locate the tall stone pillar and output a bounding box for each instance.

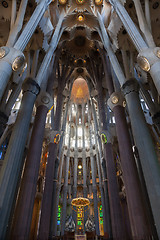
[72,104,78,225]
[82,103,87,197]
[87,101,100,236]
[94,73,124,238]
[54,152,65,236]
[89,100,107,234]
[29,193,42,240]
[0,112,8,138]
[50,97,71,237]
[103,142,126,239]
[108,92,150,239]
[122,79,160,238]
[11,91,53,240]
[0,78,40,239]
[90,97,112,238]
[82,103,88,227]
[38,87,65,240]
[60,112,72,236]
[51,98,71,237]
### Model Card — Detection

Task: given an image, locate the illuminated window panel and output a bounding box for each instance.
[77,213,83,218]
[77,221,82,225]
[57,205,61,225]
[99,205,103,224]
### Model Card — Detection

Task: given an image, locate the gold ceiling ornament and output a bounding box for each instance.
[111,95,119,104]
[0,47,6,59]
[77,13,85,22]
[137,55,150,72]
[154,47,160,58]
[63,12,99,30]
[59,0,67,4]
[95,0,103,5]
[12,55,25,71]
[76,0,85,4]
[0,46,10,59]
[71,197,90,207]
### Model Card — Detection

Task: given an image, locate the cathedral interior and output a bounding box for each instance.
[0,0,160,239]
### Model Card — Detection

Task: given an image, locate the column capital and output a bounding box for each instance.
[22,77,40,96]
[0,47,25,65]
[35,91,53,110]
[122,78,139,96]
[107,92,125,111]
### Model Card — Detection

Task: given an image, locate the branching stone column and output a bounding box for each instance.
[87,101,100,236]
[98,7,160,95]
[0,13,64,239]
[61,111,72,236]
[99,27,160,236]
[0,6,64,101]
[108,92,150,239]
[0,47,25,101]
[122,78,160,238]
[0,78,40,240]
[0,67,26,137]
[11,91,53,240]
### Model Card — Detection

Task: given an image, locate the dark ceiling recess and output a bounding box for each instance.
[74,36,86,47]
[77,59,83,66]
[77,68,84,73]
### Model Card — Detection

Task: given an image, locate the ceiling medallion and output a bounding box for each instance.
[77,13,85,22]
[12,55,25,71]
[111,95,119,104]
[59,0,67,5]
[95,0,103,6]
[137,56,150,72]
[76,0,85,4]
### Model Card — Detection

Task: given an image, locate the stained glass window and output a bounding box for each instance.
[57,205,61,225]
[99,205,103,224]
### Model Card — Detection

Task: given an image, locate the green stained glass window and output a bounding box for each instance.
[99,204,103,225]
[57,205,61,225]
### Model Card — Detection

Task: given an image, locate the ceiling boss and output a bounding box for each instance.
[76,0,85,4]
